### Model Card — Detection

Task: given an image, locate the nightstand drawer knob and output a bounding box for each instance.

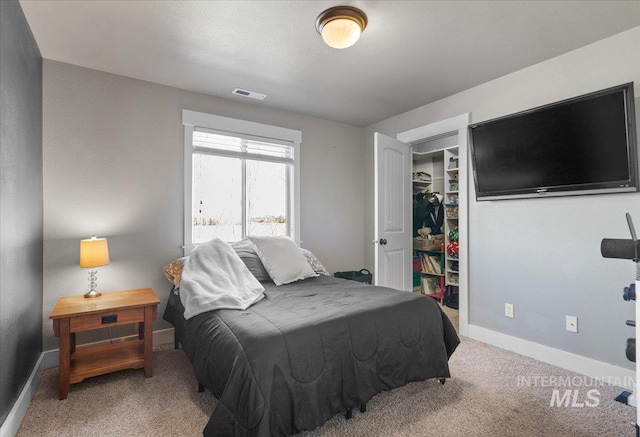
[102,314,118,324]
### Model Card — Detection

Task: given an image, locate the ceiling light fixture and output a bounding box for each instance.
[315,6,367,49]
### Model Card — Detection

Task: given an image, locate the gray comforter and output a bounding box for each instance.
[164,275,459,436]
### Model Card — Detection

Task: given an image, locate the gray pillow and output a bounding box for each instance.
[230,239,271,282]
[247,236,318,286]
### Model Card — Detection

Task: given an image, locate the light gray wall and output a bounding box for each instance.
[43,60,365,350]
[0,0,43,426]
[365,26,640,368]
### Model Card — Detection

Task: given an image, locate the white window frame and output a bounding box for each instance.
[182,109,301,255]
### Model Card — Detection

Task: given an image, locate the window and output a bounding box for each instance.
[183,110,301,252]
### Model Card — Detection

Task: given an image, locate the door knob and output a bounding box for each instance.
[379,238,388,245]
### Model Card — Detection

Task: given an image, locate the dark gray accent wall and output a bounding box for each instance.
[0,0,43,427]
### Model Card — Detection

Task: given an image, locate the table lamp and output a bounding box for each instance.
[79,236,110,298]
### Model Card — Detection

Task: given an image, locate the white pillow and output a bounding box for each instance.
[248,236,318,285]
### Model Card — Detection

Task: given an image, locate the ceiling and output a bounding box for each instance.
[20,1,640,127]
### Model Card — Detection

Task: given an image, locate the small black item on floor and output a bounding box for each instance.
[334,269,372,284]
[615,390,633,405]
[444,285,458,309]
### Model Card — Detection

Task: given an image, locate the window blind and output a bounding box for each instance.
[193,127,294,164]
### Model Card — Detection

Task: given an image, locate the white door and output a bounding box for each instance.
[374,132,412,291]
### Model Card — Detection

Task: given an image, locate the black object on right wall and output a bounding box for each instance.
[601,213,640,437]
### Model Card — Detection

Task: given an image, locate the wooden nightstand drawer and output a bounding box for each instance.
[70,307,144,332]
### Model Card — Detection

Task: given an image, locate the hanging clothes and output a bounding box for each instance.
[413,192,429,237]
[423,193,444,235]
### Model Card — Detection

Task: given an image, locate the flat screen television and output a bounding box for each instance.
[469,83,638,200]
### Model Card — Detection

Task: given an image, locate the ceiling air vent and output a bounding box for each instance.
[232,88,267,100]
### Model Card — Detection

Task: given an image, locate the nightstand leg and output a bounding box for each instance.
[144,306,153,378]
[58,318,71,400]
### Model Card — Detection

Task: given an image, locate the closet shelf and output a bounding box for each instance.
[422,271,445,277]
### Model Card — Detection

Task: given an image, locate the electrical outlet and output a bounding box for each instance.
[566,316,578,333]
[505,303,514,318]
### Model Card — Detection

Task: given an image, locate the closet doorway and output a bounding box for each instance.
[398,113,469,336]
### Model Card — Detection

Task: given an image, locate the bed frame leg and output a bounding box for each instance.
[198,382,204,393]
[174,337,180,350]
[345,404,366,419]
[439,378,446,385]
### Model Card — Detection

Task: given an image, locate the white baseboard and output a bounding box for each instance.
[466,324,635,391]
[1,328,175,437]
[151,327,176,349]
[0,353,45,437]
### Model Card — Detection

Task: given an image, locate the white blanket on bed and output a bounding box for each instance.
[179,238,265,319]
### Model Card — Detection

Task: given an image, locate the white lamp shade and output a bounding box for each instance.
[79,237,110,268]
[321,18,362,49]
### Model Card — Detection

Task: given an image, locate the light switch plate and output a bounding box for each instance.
[505,303,514,318]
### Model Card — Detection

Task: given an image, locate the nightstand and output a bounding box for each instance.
[49,288,160,400]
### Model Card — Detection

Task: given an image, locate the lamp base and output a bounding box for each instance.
[85,268,102,298]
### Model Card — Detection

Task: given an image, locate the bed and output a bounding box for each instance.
[163,262,459,436]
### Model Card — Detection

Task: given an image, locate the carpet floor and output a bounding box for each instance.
[17,322,635,436]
